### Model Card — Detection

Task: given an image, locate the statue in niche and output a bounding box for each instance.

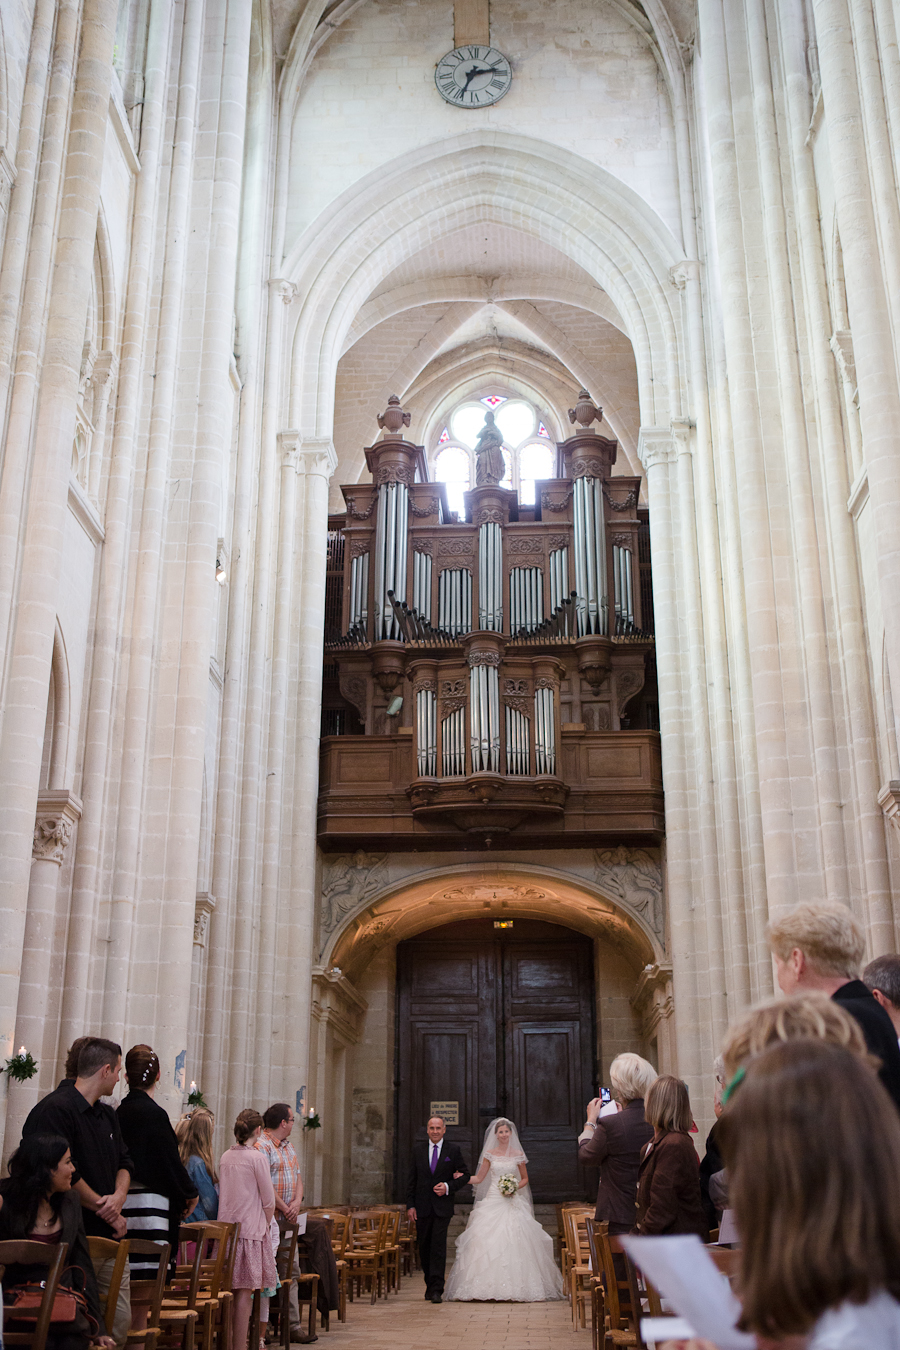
[474,411,506,487]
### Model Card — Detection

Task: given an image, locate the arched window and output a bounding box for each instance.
[431,394,554,515]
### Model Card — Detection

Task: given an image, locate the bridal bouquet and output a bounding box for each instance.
[497,1174,519,1197]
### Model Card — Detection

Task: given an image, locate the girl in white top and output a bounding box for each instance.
[663,1038,900,1350]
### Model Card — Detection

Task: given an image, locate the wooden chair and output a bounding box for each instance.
[588,1222,640,1349]
[158,1224,215,1350]
[397,1208,416,1277]
[345,1210,387,1305]
[0,1238,69,1350]
[124,1239,171,1350]
[373,1207,401,1296]
[87,1235,131,1341]
[177,1222,238,1350]
[562,1206,594,1330]
[707,1245,741,1282]
[322,1212,349,1322]
[266,1222,298,1349]
[558,1201,589,1292]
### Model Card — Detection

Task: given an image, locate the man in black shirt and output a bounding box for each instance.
[23,1037,133,1344]
[767,902,900,1112]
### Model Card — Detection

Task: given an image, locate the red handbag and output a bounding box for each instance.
[4,1267,98,1336]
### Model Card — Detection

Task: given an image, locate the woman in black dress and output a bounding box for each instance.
[118,1046,198,1275]
[0,1133,112,1350]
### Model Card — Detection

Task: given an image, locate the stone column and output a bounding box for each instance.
[0,0,117,1155]
[4,791,82,1148]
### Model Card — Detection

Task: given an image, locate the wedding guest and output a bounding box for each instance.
[23,1038,133,1348]
[633,1076,707,1239]
[767,901,900,1108]
[719,1039,900,1345]
[863,953,900,1040]
[720,989,867,1084]
[219,1109,277,1350]
[117,1045,198,1274]
[62,1037,91,1083]
[577,1053,656,1234]
[698,1057,726,1235]
[256,1101,336,1341]
[176,1109,219,1222]
[0,1133,113,1350]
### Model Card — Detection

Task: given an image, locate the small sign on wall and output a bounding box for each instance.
[430,1100,459,1125]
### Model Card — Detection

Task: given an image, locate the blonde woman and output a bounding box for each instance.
[176,1109,219,1222]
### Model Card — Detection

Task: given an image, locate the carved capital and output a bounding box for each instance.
[878,782,900,834]
[413,539,433,555]
[670,418,694,457]
[375,463,413,487]
[269,278,298,304]
[467,650,502,668]
[279,432,338,479]
[637,427,676,473]
[194,892,216,946]
[830,330,857,389]
[611,533,633,550]
[668,260,700,290]
[33,790,83,865]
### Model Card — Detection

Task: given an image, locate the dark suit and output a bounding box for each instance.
[406,1138,470,1296]
[833,979,900,1111]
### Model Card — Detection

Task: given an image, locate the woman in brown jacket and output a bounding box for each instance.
[633,1075,708,1239]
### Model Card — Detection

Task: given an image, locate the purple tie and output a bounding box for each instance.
[430,1143,438,1173]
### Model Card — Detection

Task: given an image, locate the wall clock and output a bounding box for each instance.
[435,46,513,108]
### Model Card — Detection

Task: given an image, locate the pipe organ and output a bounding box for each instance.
[319,395,663,848]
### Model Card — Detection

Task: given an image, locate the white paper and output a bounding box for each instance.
[296,1212,308,1234]
[640,1317,698,1347]
[599,1100,619,1118]
[622,1234,755,1350]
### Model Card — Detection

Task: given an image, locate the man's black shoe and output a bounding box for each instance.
[430,1294,442,1303]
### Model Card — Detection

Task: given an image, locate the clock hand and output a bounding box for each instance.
[462,64,496,88]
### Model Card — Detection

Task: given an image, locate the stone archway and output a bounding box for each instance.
[303,859,674,1204]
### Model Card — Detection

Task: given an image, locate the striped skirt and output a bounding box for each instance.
[122,1185,171,1274]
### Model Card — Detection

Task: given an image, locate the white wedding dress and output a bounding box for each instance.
[445,1155,564,1302]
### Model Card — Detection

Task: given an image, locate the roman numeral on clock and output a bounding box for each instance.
[490,77,506,89]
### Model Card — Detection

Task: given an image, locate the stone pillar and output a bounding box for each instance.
[0,0,117,1155]
[5,791,82,1149]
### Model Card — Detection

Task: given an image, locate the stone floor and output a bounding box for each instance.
[319,1268,577,1348]
[316,1207,578,1349]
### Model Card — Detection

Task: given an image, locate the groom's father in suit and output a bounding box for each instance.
[406,1115,470,1303]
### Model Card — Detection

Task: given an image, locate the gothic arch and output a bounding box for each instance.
[284,133,688,439]
[318,859,666,984]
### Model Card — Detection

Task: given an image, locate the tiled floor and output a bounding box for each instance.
[320,1268,577,1348]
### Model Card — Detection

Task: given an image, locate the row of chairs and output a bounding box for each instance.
[557,1203,741,1348]
[302,1204,416,1310]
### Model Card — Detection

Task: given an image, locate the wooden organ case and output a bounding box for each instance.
[319,396,663,850]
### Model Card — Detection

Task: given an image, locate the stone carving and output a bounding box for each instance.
[570,457,606,480]
[549,535,568,551]
[503,679,529,695]
[616,668,645,714]
[409,498,440,517]
[508,537,543,555]
[440,884,547,905]
[583,705,611,732]
[33,815,73,864]
[475,507,504,525]
[612,534,633,550]
[441,678,466,698]
[593,846,664,940]
[467,650,502,668]
[541,488,574,511]
[473,412,505,486]
[438,538,473,557]
[502,696,531,716]
[377,394,411,435]
[194,893,216,946]
[321,851,389,935]
[413,679,436,695]
[413,540,433,555]
[606,488,639,511]
[347,493,378,520]
[350,540,370,558]
[878,782,900,834]
[534,676,556,690]
[442,697,467,717]
[374,463,413,487]
[339,671,368,720]
[568,390,602,430]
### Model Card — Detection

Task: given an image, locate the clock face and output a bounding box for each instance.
[435,46,512,108]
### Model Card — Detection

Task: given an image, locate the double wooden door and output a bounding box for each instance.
[396,917,596,1202]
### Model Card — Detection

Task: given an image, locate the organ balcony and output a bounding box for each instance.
[318,395,663,850]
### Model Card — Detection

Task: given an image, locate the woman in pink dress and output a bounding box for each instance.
[219,1109,277,1350]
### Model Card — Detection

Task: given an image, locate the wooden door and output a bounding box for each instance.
[396,918,596,1202]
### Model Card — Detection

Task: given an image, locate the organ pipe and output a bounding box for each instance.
[416,688,437,776]
[478,522,503,630]
[573,476,607,636]
[349,552,369,629]
[509,567,544,634]
[441,706,466,776]
[613,545,634,628]
[470,663,500,772]
[438,568,472,636]
[373,481,409,639]
[534,685,556,775]
[505,705,530,775]
[413,550,433,623]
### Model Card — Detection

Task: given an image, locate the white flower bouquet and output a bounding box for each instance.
[497,1174,518,1197]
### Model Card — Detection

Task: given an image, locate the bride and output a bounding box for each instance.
[445,1117,564,1302]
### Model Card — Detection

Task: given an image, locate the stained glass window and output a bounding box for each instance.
[480,394,508,408]
[438,426,450,443]
[538,421,549,438]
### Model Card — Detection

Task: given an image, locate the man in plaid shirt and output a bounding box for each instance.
[256,1104,316,1342]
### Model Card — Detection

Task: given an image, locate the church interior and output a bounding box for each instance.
[1,0,900,1213]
